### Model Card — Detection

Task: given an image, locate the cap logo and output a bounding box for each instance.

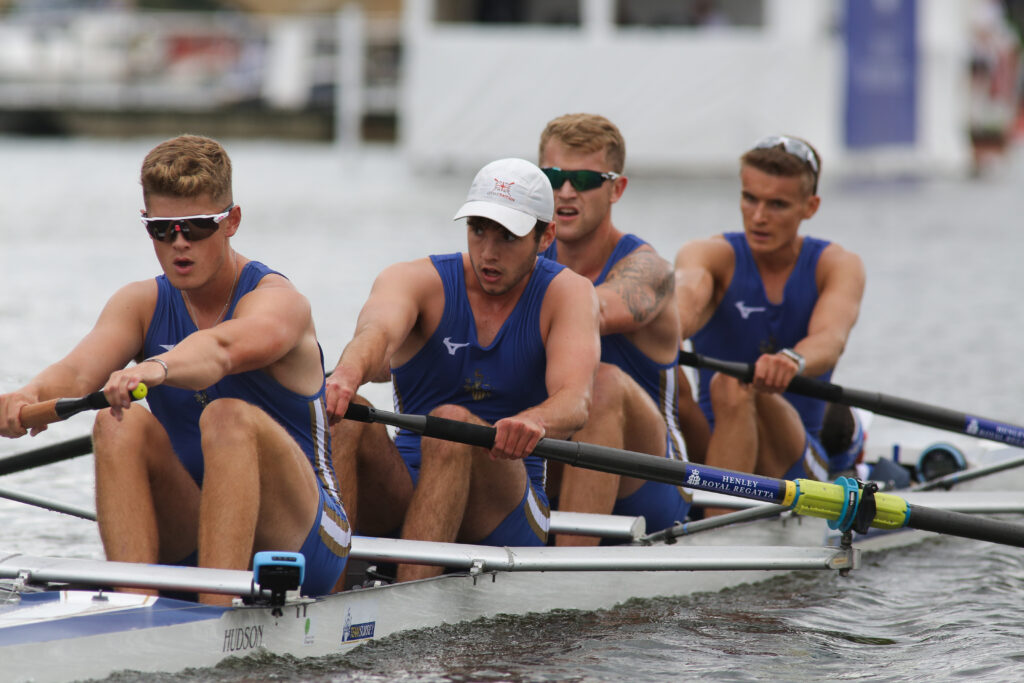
[488,177,516,204]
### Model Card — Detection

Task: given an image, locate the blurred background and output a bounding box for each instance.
[0,0,1021,178]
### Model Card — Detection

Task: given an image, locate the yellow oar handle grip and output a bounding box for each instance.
[791,479,909,531]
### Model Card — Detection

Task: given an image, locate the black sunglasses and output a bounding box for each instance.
[752,136,819,193]
[141,204,234,242]
[541,167,621,192]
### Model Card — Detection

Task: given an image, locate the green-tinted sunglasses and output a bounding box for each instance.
[542,167,621,192]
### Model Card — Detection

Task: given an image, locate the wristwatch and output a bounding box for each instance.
[779,348,806,374]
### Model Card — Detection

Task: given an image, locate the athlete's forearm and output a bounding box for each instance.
[332,325,393,388]
[518,388,592,442]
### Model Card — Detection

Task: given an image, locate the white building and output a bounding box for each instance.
[398,0,974,177]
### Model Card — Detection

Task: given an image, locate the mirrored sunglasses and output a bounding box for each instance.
[141,204,234,242]
[752,136,820,191]
[541,167,621,192]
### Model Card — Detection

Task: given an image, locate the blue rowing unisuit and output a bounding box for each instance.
[142,261,349,595]
[391,253,563,493]
[691,232,832,438]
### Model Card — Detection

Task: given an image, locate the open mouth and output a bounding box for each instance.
[173,257,195,272]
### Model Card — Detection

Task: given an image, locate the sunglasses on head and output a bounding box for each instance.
[141,204,234,242]
[541,167,621,192]
[752,136,819,192]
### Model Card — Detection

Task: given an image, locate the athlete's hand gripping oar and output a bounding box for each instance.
[678,350,1024,449]
[342,404,1024,548]
[17,384,148,431]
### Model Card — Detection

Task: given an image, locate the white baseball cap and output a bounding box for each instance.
[453,158,554,237]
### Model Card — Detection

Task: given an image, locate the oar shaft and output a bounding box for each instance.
[0,435,93,477]
[907,504,1024,547]
[912,454,1024,492]
[0,485,96,521]
[678,351,1024,448]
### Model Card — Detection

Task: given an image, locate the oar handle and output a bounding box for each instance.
[677,350,841,400]
[18,385,148,429]
[344,403,497,448]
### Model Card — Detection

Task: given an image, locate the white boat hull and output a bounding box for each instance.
[1,440,1021,682]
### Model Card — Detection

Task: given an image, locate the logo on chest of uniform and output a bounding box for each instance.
[463,369,492,401]
[735,301,767,320]
[443,337,471,355]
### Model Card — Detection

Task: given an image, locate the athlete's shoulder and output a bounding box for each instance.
[817,240,865,275]
[674,234,734,271]
[549,266,599,304]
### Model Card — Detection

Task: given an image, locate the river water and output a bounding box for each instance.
[1,138,1023,682]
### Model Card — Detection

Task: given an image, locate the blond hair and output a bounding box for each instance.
[141,135,232,204]
[539,113,626,173]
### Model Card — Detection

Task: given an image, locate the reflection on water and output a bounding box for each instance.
[2,139,1023,682]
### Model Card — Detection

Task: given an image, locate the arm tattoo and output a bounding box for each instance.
[604,249,675,324]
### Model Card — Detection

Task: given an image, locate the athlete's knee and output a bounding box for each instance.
[591,363,629,415]
[198,398,268,464]
[427,403,476,424]
[421,404,478,464]
[198,397,258,435]
[708,372,752,412]
[93,405,152,456]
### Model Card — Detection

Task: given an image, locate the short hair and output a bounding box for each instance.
[141,135,232,204]
[820,402,854,456]
[539,113,626,174]
[740,137,821,196]
[530,219,549,244]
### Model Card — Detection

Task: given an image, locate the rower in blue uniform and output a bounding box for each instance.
[674,135,866,516]
[325,157,600,583]
[537,113,705,541]
[0,135,349,602]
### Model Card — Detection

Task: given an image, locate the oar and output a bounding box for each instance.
[0,435,93,477]
[342,404,1024,548]
[0,485,96,521]
[678,350,1024,449]
[0,385,148,478]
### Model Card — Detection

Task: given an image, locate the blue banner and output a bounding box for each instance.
[844,0,918,147]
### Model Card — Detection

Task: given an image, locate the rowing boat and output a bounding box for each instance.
[2,420,1022,683]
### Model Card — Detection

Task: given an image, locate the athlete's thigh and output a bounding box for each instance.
[204,400,320,551]
[459,443,531,541]
[619,375,668,497]
[95,406,201,563]
[754,392,807,472]
[357,429,413,536]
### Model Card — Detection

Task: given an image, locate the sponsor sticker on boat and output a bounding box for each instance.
[341,606,377,643]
